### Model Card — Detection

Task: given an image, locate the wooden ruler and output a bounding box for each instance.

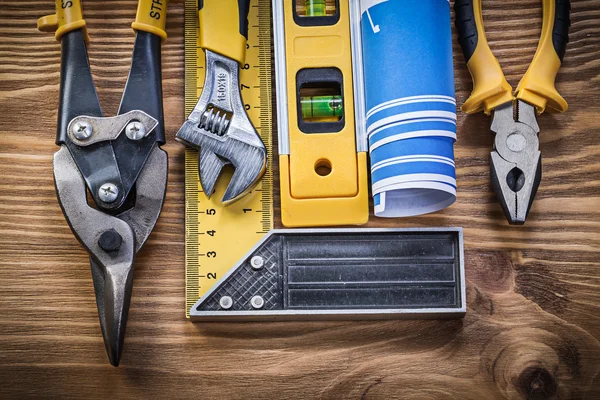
[184,0,273,317]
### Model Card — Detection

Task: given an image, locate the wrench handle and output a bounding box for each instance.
[199,0,251,64]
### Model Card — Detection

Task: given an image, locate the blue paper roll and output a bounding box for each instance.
[360,0,457,217]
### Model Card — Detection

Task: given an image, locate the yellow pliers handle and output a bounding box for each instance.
[37,0,169,41]
[198,0,251,64]
[455,0,571,115]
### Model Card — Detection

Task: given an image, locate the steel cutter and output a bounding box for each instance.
[38,0,169,366]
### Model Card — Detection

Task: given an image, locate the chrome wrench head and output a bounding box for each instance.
[54,144,167,366]
[490,101,541,225]
[176,50,267,205]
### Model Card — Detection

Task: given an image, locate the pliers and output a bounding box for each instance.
[455,0,571,224]
[176,0,267,205]
[38,0,169,366]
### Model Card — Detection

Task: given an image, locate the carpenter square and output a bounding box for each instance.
[190,228,466,321]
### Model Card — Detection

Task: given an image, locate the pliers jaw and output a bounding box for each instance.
[490,101,541,225]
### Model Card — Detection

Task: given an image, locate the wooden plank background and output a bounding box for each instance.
[1,0,599,398]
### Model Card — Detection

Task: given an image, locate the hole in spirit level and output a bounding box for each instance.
[314,159,333,176]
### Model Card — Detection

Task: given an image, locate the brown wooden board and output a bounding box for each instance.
[0,1,599,398]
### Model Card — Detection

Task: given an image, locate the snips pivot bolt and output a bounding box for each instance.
[98,183,119,203]
[71,121,93,140]
[98,229,123,252]
[125,120,146,141]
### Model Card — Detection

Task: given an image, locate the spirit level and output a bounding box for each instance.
[273,0,369,227]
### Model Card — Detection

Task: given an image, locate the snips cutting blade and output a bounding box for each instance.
[54,145,167,366]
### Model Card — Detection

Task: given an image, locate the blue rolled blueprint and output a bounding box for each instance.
[360,0,457,217]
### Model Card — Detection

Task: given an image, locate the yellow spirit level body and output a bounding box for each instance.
[274,0,369,227]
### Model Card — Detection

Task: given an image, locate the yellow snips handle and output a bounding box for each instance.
[516,0,570,113]
[37,0,88,42]
[132,0,169,40]
[454,0,512,115]
[199,0,251,65]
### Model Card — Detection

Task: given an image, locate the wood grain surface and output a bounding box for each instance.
[1,0,599,398]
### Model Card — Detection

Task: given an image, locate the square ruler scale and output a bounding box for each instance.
[184,0,274,317]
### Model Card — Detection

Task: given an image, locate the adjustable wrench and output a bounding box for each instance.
[176,0,267,204]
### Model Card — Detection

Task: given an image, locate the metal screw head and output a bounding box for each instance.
[125,120,146,141]
[98,183,119,203]
[250,256,264,270]
[71,121,93,140]
[250,295,264,309]
[219,296,233,310]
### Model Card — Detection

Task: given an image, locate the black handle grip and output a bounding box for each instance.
[238,0,251,39]
[454,0,478,63]
[553,0,571,62]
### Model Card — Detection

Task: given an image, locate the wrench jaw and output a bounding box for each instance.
[221,143,267,204]
[198,147,231,198]
[198,144,267,204]
[176,122,267,204]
